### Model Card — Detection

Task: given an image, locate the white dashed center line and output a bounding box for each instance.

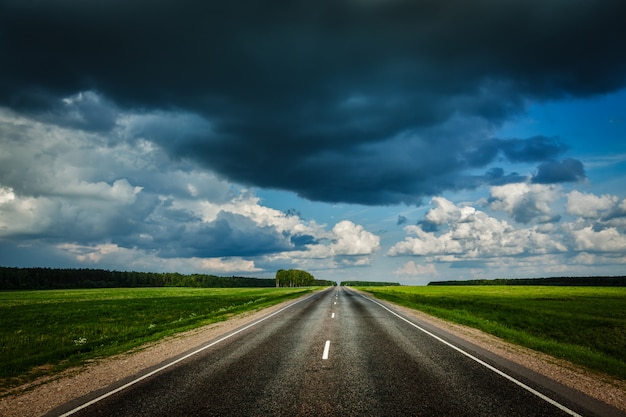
[322,340,331,360]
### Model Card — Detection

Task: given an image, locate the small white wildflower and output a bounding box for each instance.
[73,337,87,346]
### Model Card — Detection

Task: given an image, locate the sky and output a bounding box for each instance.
[1,0,626,285]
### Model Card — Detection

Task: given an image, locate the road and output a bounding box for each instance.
[49,287,624,417]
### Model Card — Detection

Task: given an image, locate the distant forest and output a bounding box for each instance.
[0,267,334,290]
[341,280,401,286]
[428,276,626,286]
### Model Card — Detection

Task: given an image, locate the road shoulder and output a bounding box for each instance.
[365,292,626,414]
[0,298,302,417]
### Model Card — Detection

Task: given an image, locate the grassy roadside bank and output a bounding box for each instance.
[358,286,626,380]
[0,287,316,391]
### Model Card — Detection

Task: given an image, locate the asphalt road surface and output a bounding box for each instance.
[50,287,624,417]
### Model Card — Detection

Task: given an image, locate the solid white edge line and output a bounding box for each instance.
[322,340,331,360]
[355,291,584,417]
[59,291,322,417]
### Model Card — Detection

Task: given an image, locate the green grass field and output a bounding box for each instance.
[0,287,313,390]
[358,286,626,380]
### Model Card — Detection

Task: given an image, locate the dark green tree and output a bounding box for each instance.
[275,269,315,287]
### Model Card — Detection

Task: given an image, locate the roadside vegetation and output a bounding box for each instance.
[0,287,315,391]
[0,266,278,290]
[340,280,400,286]
[358,285,626,380]
[429,276,626,286]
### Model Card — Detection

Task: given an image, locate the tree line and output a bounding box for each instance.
[340,280,401,286]
[0,267,276,290]
[428,276,626,286]
[274,269,336,287]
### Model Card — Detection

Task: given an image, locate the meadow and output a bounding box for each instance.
[359,286,626,380]
[0,287,313,390]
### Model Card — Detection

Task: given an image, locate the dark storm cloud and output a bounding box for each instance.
[499,136,569,163]
[532,158,587,184]
[484,168,527,186]
[0,242,76,269]
[133,211,293,258]
[19,91,120,133]
[182,211,294,258]
[290,234,317,248]
[1,0,625,205]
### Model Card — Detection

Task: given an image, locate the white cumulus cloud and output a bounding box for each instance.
[394,261,439,276]
[489,183,561,223]
[389,197,567,260]
[568,225,626,252]
[566,190,618,218]
[331,220,380,256]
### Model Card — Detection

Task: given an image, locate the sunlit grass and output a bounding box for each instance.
[0,287,313,390]
[358,285,626,380]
